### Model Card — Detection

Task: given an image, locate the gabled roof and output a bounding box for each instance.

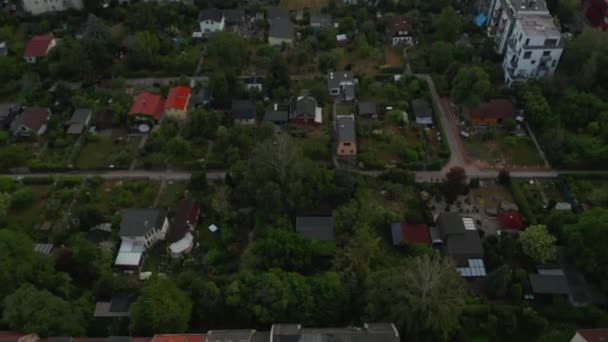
[296,216,334,241]
[294,96,317,116]
[468,99,515,120]
[529,273,570,295]
[436,212,465,239]
[267,7,289,20]
[386,16,413,36]
[310,13,332,26]
[207,330,255,342]
[151,335,205,342]
[390,223,431,245]
[264,110,289,123]
[337,115,356,144]
[412,98,432,119]
[23,33,54,58]
[231,100,256,120]
[327,71,354,89]
[167,199,200,244]
[497,211,523,231]
[12,107,50,132]
[165,86,191,111]
[129,92,165,121]
[119,208,166,237]
[269,17,294,40]
[358,101,376,115]
[199,8,224,22]
[69,108,92,125]
[575,329,608,342]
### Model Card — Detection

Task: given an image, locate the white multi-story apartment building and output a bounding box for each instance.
[22,0,83,15]
[502,14,562,85]
[487,0,550,54]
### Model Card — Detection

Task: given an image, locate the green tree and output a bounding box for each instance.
[519,225,557,263]
[333,224,380,281]
[429,41,454,73]
[432,7,462,42]
[131,31,161,68]
[451,66,490,108]
[366,255,466,341]
[83,14,111,43]
[206,31,249,73]
[176,272,222,330]
[264,53,291,99]
[186,109,222,140]
[129,279,192,335]
[441,166,468,203]
[248,228,313,272]
[10,188,36,210]
[0,191,11,220]
[48,38,94,81]
[3,286,87,337]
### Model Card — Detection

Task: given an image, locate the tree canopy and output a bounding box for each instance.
[519,225,557,264]
[451,66,490,108]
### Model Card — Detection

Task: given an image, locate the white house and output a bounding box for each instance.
[115,209,169,269]
[502,14,562,86]
[487,0,550,54]
[22,0,83,15]
[199,9,225,34]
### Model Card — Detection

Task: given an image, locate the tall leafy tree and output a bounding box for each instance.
[365,255,467,341]
[129,279,192,335]
[3,286,87,337]
[451,66,490,108]
[432,7,462,42]
[519,225,557,264]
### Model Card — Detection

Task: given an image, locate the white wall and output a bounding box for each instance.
[22,0,83,15]
[199,18,225,33]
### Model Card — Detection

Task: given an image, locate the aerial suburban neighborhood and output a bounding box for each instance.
[1,0,608,341]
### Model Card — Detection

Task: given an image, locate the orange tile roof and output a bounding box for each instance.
[129,92,165,121]
[164,86,191,112]
[151,335,205,342]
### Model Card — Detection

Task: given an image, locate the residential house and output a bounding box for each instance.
[33,243,54,255]
[295,216,334,241]
[23,33,56,63]
[0,332,39,342]
[571,329,608,342]
[502,14,563,86]
[22,0,83,15]
[199,9,225,34]
[412,98,433,126]
[497,211,524,231]
[290,96,321,125]
[435,213,486,277]
[93,294,135,318]
[224,9,247,26]
[0,41,7,56]
[115,209,169,269]
[66,108,92,135]
[587,0,608,29]
[390,222,431,246]
[244,76,263,92]
[10,107,51,137]
[207,330,256,342]
[467,99,515,124]
[529,269,571,300]
[268,17,294,46]
[167,199,200,258]
[263,110,289,126]
[0,103,20,129]
[327,72,355,101]
[310,13,333,29]
[129,92,165,128]
[336,115,357,158]
[152,335,206,342]
[231,100,256,125]
[385,16,415,46]
[358,101,377,119]
[189,87,213,109]
[164,86,191,120]
[271,323,400,342]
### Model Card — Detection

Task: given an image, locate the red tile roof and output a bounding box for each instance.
[402,223,431,245]
[151,335,205,342]
[164,86,191,111]
[129,92,165,121]
[497,211,523,231]
[469,99,515,120]
[576,329,608,342]
[19,107,50,131]
[23,33,55,58]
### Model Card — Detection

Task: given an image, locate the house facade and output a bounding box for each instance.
[502,14,563,86]
[336,114,357,158]
[199,9,225,34]
[23,33,56,63]
[22,0,83,15]
[115,209,169,269]
[487,0,550,54]
[386,16,415,46]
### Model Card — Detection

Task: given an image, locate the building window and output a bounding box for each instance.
[531,60,536,64]
[545,38,558,46]
[525,38,530,45]
[543,51,551,56]
[552,60,557,67]
[523,51,532,59]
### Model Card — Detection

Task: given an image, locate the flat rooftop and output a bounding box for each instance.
[518,13,560,38]
[509,0,548,13]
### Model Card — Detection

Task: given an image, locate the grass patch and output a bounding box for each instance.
[157,181,188,209]
[76,134,140,169]
[463,131,545,167]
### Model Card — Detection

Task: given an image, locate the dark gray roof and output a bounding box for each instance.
[296,216,334,241]
[436,213,465,239]
[269,17,294,40]
[327,71,354,89]
[0,103,19,119]
[48,338,72,342]
[207,330,255,342]
[310,13,332,27]
[412,98,432,119]
[108,294,135,313]
[337,115,356,144]
[264,110,289,123]
[119,208,166,237]
[250,332,270,342]
[529,274,570,295]
[445,230,483,258]
[295,96,317,116]
[297,324,399,342]
[358,101,376,115]
[232,100,256,120]
[267,7,289,20]
[200,8,224,22]
[69,108,92,124]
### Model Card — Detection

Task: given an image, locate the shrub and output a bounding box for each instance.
[21,177,54,185]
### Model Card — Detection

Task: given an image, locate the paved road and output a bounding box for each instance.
[3,170,226,181]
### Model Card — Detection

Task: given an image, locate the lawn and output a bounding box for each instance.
[463,131,545,167]
[157,181,188,209]
[472,181,514,212]
[562,175,608,206]
[76,133,140,170]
